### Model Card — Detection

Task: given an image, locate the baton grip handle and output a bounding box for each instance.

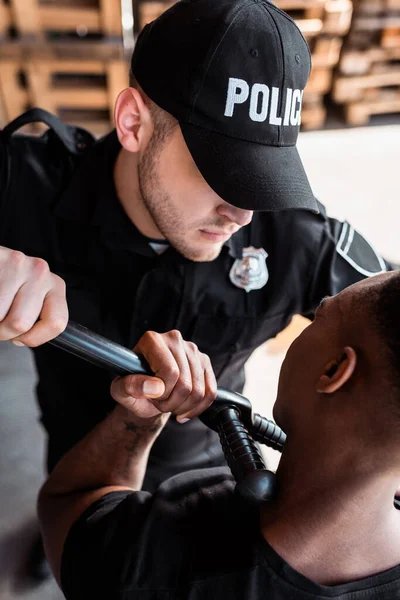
[216,406,277,503]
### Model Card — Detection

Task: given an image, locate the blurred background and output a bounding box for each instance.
[0,0,399,598]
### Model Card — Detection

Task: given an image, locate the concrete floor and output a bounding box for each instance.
[0,120,399,598]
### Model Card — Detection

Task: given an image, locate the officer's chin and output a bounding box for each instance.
[182,244,224,262]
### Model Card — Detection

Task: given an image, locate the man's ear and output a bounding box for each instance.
[114,88,153,153]
[316,346,357,394]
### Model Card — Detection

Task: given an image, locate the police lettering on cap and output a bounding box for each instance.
[131,0,318,214]
[225,78,303,126]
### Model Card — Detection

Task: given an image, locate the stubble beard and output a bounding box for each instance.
[138,144,223,262]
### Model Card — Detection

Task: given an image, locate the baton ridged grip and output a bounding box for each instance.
[252,413,287,452]
[216,407,265,479]
[216,407,277,503]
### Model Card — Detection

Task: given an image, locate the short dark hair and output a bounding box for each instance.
[373,273,400,396]
[129,71,178,148]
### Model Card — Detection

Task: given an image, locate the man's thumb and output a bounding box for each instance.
[142,377,165,398]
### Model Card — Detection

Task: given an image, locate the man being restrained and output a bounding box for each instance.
[38,271,400,599]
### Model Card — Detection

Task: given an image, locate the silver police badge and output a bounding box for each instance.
[229,247,269,292]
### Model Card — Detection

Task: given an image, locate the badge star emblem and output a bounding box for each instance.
[229,247,269,292]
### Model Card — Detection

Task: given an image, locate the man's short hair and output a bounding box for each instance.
[373,273,400,396]
[129,72,177,149]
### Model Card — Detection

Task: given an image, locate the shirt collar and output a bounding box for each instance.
[54,129,245,259]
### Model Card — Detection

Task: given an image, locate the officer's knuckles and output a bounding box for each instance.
[200,352,212,368]
[30,257,50,280]
[159,364,180,387]
[52,273,67,293]
[7,249,26,270]
[45,315,69,336]
[173,378,193,399]
[188,388,207,406]
[185,341,199,354]
[137,329,163,349]
[6,315,35,336]
[164,329,183,344]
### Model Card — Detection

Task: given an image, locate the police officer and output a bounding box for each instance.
[0,0,393,580]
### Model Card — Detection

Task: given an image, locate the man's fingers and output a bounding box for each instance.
[172,342,206,418]
[133,329,217,420]
[10,285,69,347]
[0,250,68,345]
[176,354,217,422]
[110,374,167,417]
[111,375,165,402]
[135,330,192,402]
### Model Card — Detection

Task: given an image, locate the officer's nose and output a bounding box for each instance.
[217,203,253,227]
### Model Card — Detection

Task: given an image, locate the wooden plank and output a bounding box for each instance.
[43,60,106,74]
[305,66,333,94]
[21,57,127,128]
[381,26,400,48]
[323,0,353,35]
[106,60,128,122]
[0,2,12,36]
[353,15,400,31]
[0,40,125,61]
[9,0,122,38]
[99,0,122,37]
[25,62,57,114]
[295,18,324,36]
[339,45,400,74]
[312,37,343,67]
[301,104,327,129]
[139,2,175,29]
[0,61,29,122]
[40,6,101,31]
[50,88,109,109]
[9,0,42,36]
[345,96,400,125]
[334,70,400,102]
[276,0,326,11]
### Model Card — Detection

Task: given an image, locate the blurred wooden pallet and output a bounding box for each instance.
[138,1,175,29]
[0,0,12,38]
[344,88,400,123]
[137,0,352,37]
[301,96,328,128]
[333,0,400,124]
[0,43,128,136]
[0,0,122,40]
[277,0,353,37]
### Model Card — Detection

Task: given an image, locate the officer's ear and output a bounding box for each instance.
[316,346,357,394]
[114,88,153,153]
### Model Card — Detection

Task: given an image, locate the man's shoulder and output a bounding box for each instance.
[244,204,327,259]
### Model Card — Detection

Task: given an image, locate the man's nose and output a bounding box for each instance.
[217,203,254,227]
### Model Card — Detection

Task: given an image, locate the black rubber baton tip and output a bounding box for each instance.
[235,470,277,505]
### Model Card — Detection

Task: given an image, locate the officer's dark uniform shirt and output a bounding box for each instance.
[60,467,400,599]
[0,111,392,487]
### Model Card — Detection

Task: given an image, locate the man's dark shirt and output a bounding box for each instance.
[0,112,392,485]
[61,468,400,599]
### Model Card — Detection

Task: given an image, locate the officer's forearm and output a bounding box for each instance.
[40,405,168,496]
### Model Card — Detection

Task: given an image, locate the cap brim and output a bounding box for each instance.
[180,123,318,213]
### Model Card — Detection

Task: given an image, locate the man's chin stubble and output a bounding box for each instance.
[176,242,223,263]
